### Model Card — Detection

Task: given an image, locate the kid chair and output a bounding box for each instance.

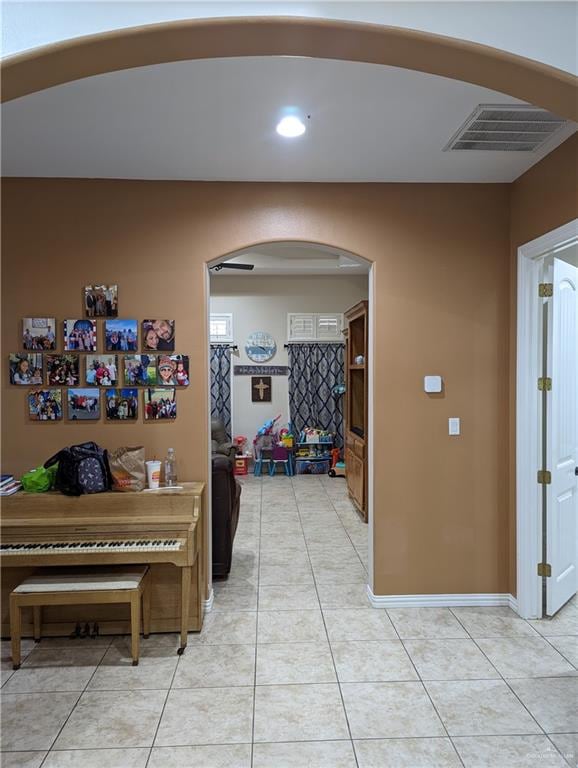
[253,434,273,476]
[269,444,294,476]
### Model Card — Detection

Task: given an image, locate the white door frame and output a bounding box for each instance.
[516,218,578,618]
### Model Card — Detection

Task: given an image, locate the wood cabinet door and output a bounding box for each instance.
[346,449,364,510]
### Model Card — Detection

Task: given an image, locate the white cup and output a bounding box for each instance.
[146,460,161,489]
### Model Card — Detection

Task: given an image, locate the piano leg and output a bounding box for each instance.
[142,569,152,639]
[130,593,140,666]
[9,594,22,670]
[178,565,192,655]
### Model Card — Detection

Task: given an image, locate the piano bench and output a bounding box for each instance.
[9,565,151,670]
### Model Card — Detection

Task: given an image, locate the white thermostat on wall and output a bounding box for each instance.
[424,375,443,393]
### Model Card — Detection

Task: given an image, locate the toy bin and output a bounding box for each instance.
[234,454,250,476]
[295,458,330,475]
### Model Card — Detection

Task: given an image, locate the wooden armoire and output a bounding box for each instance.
[344,300,368,522]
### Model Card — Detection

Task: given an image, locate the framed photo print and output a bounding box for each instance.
[157,355,189,386]
[251,376,272,402]
[67,388,100,420]
[84,284,118,318]
[23,318,56,350]
[28,389,63,421]
[105,388,138,420]
[64,319,97,352]
[9,353,43,385]
[85,355,118,386]
[144,388,176,420]
[45,354,80,386]
[142,319,175,351]
[124,355,157,386]
[105,319,138,352]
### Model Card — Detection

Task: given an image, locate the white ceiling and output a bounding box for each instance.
[211,242,369,276]
[2,56,575,183]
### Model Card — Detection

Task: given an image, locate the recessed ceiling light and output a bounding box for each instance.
[276,116,306,138]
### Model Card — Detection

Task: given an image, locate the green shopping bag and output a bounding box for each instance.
[20,464,57,493]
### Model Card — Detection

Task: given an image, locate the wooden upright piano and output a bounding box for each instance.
[0,482,205,654]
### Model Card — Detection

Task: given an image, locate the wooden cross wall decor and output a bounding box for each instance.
[251,376,272,402]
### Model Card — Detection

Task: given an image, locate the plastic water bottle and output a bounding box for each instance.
[164,448,177,487]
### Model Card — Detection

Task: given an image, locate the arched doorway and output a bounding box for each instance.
[2,17,576,122]
[207,240,374,602]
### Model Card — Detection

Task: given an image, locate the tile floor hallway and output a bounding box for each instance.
[1,473,577,767]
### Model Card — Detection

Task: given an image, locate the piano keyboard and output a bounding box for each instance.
[0,539,183,555]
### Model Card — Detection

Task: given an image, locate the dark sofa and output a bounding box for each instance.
[211,419,241,578]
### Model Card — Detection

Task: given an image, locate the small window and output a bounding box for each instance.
[287,313,343,341]
[210,313,233,342]
[288,314,316,341]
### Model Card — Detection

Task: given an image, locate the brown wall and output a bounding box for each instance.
[2,179,512,596]
[507,134,578,593]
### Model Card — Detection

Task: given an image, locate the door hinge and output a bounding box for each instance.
[537,469,552,485]
[538,283,553,298]
[538,377,552,391]
[537,563,552,577]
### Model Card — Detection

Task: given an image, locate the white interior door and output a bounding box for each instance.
[545,255,578,615]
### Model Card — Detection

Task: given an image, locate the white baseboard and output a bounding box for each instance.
[507,593,519,613]
[203,588,214,612]
[367,586,518,610]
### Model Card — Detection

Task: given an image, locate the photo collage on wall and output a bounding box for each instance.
[10,286,189,422]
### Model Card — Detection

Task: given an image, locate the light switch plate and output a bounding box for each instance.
[449,417,460,436]
[424,375,443,393]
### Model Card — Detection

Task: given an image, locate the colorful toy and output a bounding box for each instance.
[234,435,247,455]
[328,447,346,478]
[256,414,282,436]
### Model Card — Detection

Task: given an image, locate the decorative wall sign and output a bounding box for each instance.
[234,365,288,376]
[251,376,272,403]
[245,331,276,363]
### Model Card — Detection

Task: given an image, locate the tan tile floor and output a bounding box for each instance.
[1,473,577,767]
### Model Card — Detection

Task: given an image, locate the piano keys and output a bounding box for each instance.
[0,482,206,653]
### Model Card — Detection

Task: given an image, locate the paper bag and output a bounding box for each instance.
[109,446,146,492]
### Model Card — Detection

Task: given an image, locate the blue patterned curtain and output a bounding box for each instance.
[210,345,232,438]
[288,343,345,448]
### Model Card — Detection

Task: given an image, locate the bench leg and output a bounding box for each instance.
[142,572,151,639]
[178,566,192,655]
[130,592,140,666]
[9,595,22,670]
[33,606,42,642]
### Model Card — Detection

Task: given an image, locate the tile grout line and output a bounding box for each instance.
[294,475,360,768]
[36,642,111,766]
[447,607,557,752]
[252,474,264,766]
[143,632,185,768]
[535,629,578,672]
[385,611,467,768]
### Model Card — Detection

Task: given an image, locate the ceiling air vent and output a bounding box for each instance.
[444,104,567,152]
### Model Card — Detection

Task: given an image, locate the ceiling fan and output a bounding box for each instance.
[210,262,254,272]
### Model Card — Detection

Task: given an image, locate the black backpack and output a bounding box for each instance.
[45,441,113,496]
